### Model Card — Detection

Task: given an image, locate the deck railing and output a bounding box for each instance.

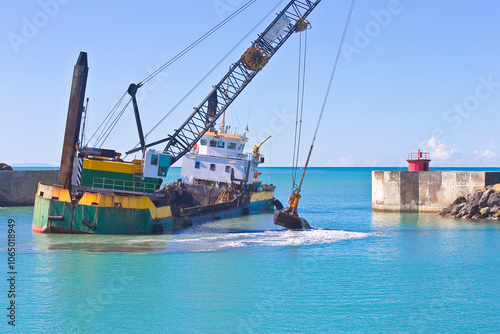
[91,177,157,194]
[407,152,430,160]
[193,152,260,161]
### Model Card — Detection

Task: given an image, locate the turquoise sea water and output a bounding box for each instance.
[1,167,499,333]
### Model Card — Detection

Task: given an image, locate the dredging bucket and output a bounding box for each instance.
[273,210,311,230]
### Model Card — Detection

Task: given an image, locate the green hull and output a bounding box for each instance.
[33,197,180,235]
[32,186,275,235]
[33,195,74,233]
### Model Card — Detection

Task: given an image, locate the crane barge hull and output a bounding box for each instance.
[33,183,275,234]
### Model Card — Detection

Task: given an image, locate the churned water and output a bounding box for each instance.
[1,167,499,333]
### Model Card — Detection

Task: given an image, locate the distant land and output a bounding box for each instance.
[11,162,59,168]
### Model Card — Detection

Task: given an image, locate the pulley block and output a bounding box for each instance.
[294,17,311,32]
[241,44,269,71]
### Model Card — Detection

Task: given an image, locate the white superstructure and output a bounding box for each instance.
[181,129,263,185]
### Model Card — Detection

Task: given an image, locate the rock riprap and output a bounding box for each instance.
[440,184,500,219]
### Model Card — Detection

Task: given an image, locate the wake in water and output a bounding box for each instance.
[171,228,369,252]
[33,228,369,253]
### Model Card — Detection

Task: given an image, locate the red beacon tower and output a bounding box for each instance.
[407,150,431,171]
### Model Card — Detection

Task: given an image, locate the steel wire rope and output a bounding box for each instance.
[295,29,307,187]
[97,99,132,149]
[85,91,127,148]
[92,97,128,148]
[138,0,256,86]
[93,97,129,148]
[296,0,356,193]
[269,135,272,182]
[291,31,302,187]
[87,0,255,151]
[126,0,287,157]
[230,104,241,134]
[291,29,308,190]
[312,0,355,146]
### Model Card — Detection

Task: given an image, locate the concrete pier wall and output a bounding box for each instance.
[0,170,59,206]
[372,171,500,212]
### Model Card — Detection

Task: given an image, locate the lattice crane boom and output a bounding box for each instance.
[127,0,321,165]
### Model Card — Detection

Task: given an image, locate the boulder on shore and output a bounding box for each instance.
[0,163,13,171]
[440,184,500,220]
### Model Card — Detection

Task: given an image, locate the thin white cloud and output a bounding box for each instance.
[321,156,357,167]
[364,158,380,166]
[425,137,460,160]
[474,149,498,159]
[473,141,498,160]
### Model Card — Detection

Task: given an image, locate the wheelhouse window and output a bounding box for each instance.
[151,154,158,165]
[195,162,200,169]
[157,155,171,177]
[218,141,225,148]
[200,139,207,146]
[158,166,167,176]
[210,164,216,171]
[228,142,236,149]
[225,166,231,173]
[210,140,217,147]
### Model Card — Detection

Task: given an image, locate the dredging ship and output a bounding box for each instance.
[32,91,275,234]
[32,0,322,234]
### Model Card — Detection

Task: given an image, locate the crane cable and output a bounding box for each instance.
[141,0,286,143]
[269,135,272,182]
[139,0,256,86]
[126,0,287,157]
[85,91,127,148]
[295,0,356,194]
[97,99,132,148]
[86,0,256,151]
[291,29,308,190]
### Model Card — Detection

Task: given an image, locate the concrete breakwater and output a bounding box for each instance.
[372,171,500,212]
[0,170,59,206]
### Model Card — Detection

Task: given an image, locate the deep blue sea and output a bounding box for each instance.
[1,167,499,333]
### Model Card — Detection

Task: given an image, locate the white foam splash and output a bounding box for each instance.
[36,229,370,253]
[172,229,370,252]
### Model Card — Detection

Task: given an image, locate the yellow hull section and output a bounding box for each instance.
[82,158,135,174]
[78,192,172,219]
[250,190,274,203]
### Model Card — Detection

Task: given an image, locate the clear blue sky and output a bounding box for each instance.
[1,0,500,167]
